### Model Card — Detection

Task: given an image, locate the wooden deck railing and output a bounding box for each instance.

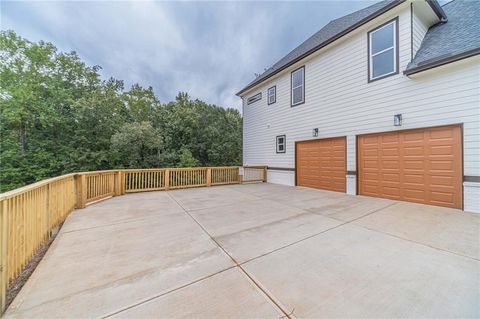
[242,166,268,183]
[0,165,266,313]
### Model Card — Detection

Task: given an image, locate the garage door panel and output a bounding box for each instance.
[383,186,401,197]
[381,160,400,169]
[363,153,378,159]
[382,148,400,156]
[430,145,454,155]
[430,175,454,186]
[362,135,380,144]
[404,160,424,169]
[431,191,455,204]
[403,174,424,184]
[382,173,400,182]
[364,160,379,168]
[429,128,453,139]
[296,137,346,192]
[363,185,379,195]
[358,125,462,209]
[403,188,425,199]
[403,131,424,141]
[403,146,424,156]
[381,134,399,143]
[430,160,454,170]
[363,172,379,181]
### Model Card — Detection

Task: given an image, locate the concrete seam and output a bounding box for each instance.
[60,216,157,234]
[248,193,479,262]
[100,265,237,318]
[184,197,263,213]
[239,202,399,266]
[165,192,293,319]
[352,224,480,262]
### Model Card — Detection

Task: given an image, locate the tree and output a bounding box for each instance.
[178,146,199,167]
[110,121,164,168]
[0,31,243,192]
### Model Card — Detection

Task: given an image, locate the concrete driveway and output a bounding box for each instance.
[5,183,479,318]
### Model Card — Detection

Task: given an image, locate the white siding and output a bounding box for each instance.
[267,170,295,186]
[412,8,429,58]
[242,4,480,212]
[464,183,480,213]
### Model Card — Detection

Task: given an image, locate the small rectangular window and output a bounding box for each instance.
[276,135,286,153]
[368,18,398,82]
[291,66,304,106]
[267,86,276,105]
[247,92,262,105]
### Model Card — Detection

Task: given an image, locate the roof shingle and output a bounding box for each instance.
[405,0,480,74]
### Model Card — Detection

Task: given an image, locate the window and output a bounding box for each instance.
[291,66,305,106]
[247,92,262,105]
[368,17,398,82]
[276,135,286,153]
[267,86,276,105]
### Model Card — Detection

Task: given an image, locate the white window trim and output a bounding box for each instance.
[276,135,286,153]
[291,67,305,106]
[369,19,397,81]
[268,86,276,105]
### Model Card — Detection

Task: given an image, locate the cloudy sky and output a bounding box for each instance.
[1,1,447,112]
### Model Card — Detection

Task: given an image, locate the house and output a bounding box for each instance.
[237,0,480,213]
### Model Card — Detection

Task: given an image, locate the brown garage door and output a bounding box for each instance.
[358,125,462,209]
[296,137,346,192]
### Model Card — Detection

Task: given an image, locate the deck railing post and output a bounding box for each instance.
[114,171,122,196]
[263,166,267,183]
[75,174,87,209]
[164,169,170,191]
[121,171,126,195]
[0,199,7,315]
[46,183,52,235]
[206,168,212,187]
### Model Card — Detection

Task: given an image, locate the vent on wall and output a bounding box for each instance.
[247,93,262,105]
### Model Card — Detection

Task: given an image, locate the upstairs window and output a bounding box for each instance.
[247,93,262,105]
[276,135,286,153]
[368,17,398,82]
[291,66,305,106]
[267,86,276,105]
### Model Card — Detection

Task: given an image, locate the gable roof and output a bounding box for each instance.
[405,0,480,75]
[237,0,448,96]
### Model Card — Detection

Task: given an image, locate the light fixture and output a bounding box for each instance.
[394,114,402,126]
[312,128,319,137]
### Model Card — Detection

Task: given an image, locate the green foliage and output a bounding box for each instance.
[0,31,242,192]
[111,121,163,168]
[178,146,199,167]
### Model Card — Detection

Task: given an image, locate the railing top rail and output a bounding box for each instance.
[0,166,244,200]
[123,166,240,172]
[75,170,121,175]
[122,168,167,172]
[0,173,76,200]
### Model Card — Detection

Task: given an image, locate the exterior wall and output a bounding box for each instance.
[464,183,480,213]
[242,3,480,212]
[267,170,295,186]
[412,6,429,58]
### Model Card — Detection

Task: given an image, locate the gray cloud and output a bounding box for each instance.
[2,0,398,111]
